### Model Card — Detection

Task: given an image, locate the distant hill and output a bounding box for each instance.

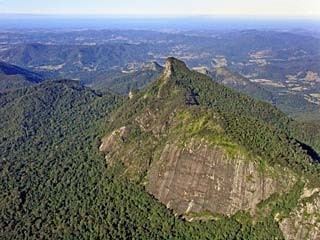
[0,61,43,91]
[89,62,163,94]
[209,66,274,102]
[0,43,151,82]
[207,66,320,120]
[0,30,319,122]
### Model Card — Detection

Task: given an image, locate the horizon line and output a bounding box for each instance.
[0,13,319,19]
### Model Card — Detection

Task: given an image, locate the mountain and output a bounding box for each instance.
[0,61,43,91]
[1,30,319,121]
[1,59,320,239]
[196,66,320,153]
[89,62,163,94]
[100,57,320,239]
[209,66,274,102]
[0,79,287,239]
[0,43,151,83]
[195,66,320,121]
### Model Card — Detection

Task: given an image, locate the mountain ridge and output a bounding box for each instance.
[0,61,43,91]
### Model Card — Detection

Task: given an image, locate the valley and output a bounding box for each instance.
[0,28,319,120]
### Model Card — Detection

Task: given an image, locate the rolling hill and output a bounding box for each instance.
[0,61,43,91]
[208,66,320,120]
[89,62,163,94]
[0,43,151,82]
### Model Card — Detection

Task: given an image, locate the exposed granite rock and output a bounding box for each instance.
[212,67,249,86]
[192,67,210,75]
[163,58,174,79]
[99,126,129,154]
[135,108,157,132]
[99,106,295,217]
[146,139,288,216]
[280,188,320,240]
[142,61,164,72]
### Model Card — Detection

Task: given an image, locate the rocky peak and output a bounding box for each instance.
[128,91,134,99]
[142,61,163,72]
[192,66,210,75]
[163,57,189,78]
[212,67,249,86]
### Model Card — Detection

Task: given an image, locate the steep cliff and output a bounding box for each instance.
[146,141,291,217]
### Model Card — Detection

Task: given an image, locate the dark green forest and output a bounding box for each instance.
[1,56,320,239]
[0,79,291,239]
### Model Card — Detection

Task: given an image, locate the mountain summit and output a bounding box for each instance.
[163,57,189,78]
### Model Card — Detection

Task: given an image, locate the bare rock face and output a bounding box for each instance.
[146,139,289,217]
[128,91,134,99]
[99,126,129,154]
[163,58,174,79]
[162,57,189,81]
[142,61,163,72]
[192,67,210,75]
[213,67,248,86]
[99,106,295,218]
[280,188,320,240]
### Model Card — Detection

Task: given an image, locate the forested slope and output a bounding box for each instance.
[1,58,320,239]
[1,80,287,239]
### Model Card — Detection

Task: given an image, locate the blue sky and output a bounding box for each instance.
[0,0,319,16]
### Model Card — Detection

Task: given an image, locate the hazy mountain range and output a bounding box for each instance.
[1,25,320,239]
